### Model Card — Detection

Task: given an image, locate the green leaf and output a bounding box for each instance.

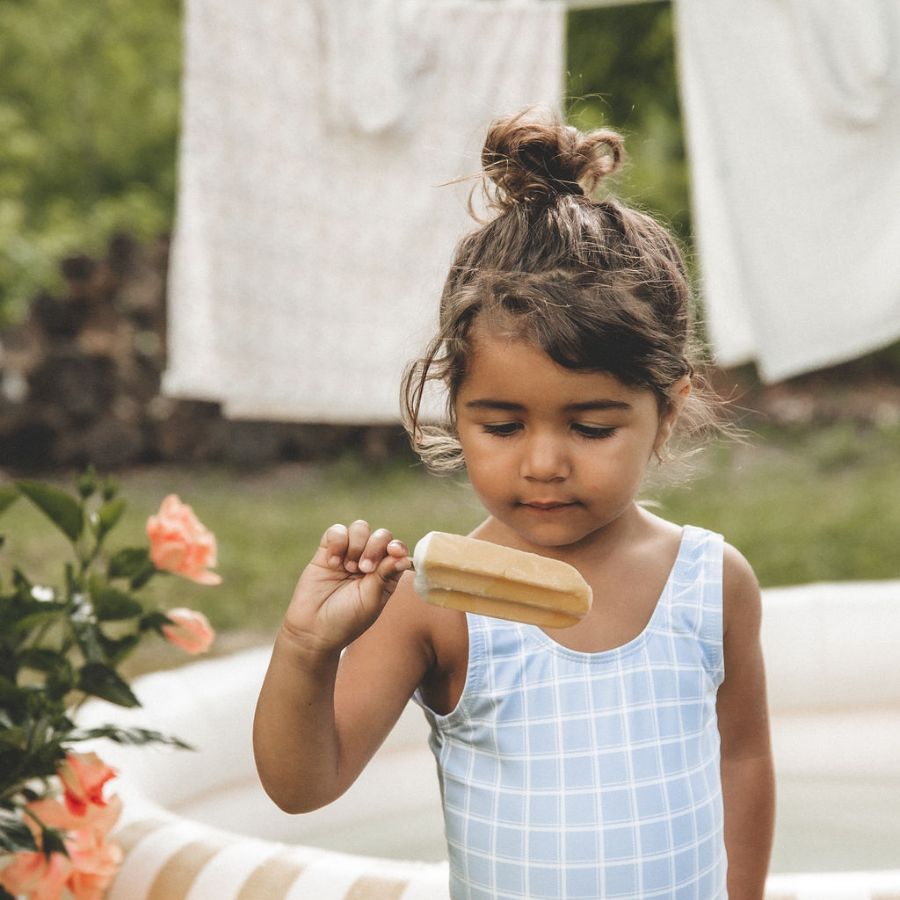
[92,586,143,621]
[40,826,68,857]
[12,606,65,634]
[0,676,24,708]
[12,568,33,595]
[0,809,38,853]
[16,481,84,544]
[0,486,19,516]
[16,648,63,672]
[130,562,158,590]
[139,610,170,634]
[95,497,127,539]
[77,663,139,707]
[101,476,120,501]
[0,726,27,750]
[97,633,140,665]
[108,546,151,579]
[69,618,105,664]
[76,466,99,499]
[69,725,193,751]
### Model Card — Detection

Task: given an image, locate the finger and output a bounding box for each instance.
[317,523,349,569]
[379,540,411,581]
[386,539,409,559]
[358,528,393,574]
[374,550,411,582]
[344,519,370,572]
[357,554,412,613]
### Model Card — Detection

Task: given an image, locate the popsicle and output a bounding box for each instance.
[412,531,592,628]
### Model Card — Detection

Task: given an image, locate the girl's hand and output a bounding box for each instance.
[282,521,411,656]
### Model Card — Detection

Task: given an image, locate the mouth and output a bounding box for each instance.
[519,500,578,511]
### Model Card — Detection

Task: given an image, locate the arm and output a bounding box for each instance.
[253,520,432,813]
[717,545,776,900]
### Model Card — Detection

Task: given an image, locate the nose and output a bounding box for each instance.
[520,431,570,482]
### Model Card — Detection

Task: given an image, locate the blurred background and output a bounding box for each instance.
[1,0,899,665]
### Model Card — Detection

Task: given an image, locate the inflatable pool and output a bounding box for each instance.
[79,580,900,899]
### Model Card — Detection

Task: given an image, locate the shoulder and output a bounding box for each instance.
[720,541,762,640]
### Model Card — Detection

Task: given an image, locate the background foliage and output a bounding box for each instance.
[0,2,682,323]
[0,0,181,322]
[565,5,690,239]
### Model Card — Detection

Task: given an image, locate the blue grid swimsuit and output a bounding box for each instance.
[415,525,727,899]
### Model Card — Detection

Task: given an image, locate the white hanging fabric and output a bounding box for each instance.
[164,0,565,421]
[675,0,900,381]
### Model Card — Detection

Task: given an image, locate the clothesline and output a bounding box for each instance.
[563,0,665,9]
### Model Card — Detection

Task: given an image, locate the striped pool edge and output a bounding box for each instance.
[107,815,451,900]
[108,815,900,900]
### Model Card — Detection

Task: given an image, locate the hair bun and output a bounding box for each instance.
[482,109,624,206]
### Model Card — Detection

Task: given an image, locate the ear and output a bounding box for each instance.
[653,375,692,456]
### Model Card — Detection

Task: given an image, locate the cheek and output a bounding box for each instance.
[463,442,507,486]
[458,422,506,461]
[580,437,654,485]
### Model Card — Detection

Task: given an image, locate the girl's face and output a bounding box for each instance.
[454,325,685,555]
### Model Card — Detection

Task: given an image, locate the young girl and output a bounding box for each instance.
[254,111,775,899]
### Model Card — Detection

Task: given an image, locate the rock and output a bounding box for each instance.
[28,351,117,424]
[77,416,145,469]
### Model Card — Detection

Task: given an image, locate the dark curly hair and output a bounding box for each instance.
[401,108,721,474]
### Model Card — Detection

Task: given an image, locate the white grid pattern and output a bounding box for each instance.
[416,526,727,899]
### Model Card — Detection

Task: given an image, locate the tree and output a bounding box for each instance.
[0,0,181,322]
[565,4,690,239]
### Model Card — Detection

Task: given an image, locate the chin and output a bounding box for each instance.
[508,518,600,552]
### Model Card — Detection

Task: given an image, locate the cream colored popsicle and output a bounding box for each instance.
[412,531,592,628]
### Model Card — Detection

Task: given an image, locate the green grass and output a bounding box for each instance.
[3,423,899,650]
[0,457,485,637]
[655,422,900,586]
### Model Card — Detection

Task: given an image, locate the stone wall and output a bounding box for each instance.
[3,234,897,474]
[0,234,409,472]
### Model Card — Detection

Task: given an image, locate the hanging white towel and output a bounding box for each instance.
[315,0,430,135]
[163,0,565,422]
[674,0,900,382]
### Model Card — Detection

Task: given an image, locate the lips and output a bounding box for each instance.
[520,500,577,510]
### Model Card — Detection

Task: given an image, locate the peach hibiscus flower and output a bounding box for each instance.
[64,828,123,900]
[6,786,124,900]
[0,848,71,900]
[146,495,222,585]
[27,793,122,839]
[161,607,215,655]
[57,752,117,817]
[0,820,122,900]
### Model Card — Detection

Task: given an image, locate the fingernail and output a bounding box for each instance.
[359,559,375,573]
[328,555,341,568]
[344,560,358,572]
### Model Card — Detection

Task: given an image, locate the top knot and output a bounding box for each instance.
[481,109,624,208]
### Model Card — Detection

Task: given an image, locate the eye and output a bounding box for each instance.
[572,424,617,440]
[482,422,522,437]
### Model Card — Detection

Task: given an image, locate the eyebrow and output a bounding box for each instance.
[464,399,633,412]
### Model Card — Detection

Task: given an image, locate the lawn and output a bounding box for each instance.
[2,420,898,670]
